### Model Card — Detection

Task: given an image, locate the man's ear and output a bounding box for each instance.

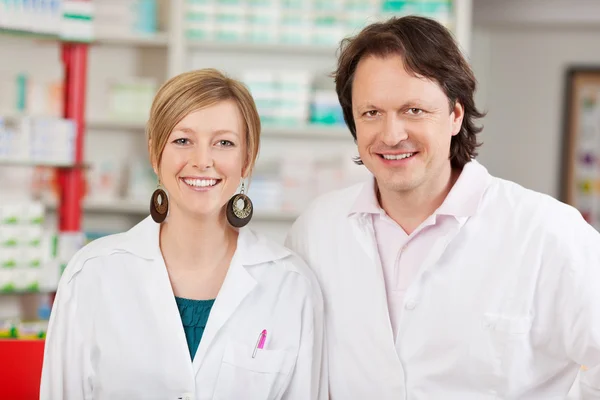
[451,101,465,137]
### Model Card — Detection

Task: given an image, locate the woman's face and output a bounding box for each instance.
[156,100,246,221]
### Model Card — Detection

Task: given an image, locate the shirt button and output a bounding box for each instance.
[405,300,417,310]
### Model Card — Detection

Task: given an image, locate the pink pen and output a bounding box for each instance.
[252,329,267,358]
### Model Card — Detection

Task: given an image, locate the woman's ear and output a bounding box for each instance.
[148,139,158,175]
[241,153,251,179]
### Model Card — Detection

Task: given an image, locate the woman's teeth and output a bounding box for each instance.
[183,178,218,187]
[382,153,415,160]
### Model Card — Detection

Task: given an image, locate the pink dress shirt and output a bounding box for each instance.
[349,162,489,339]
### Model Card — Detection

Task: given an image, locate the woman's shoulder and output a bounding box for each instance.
[242,228,310,273]
[59,231,131,283]
[246,229,322,300]
[61,216,157,283]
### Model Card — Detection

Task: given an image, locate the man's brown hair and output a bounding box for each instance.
[334,16,484,169]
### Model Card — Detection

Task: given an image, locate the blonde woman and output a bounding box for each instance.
[40,69,327,400]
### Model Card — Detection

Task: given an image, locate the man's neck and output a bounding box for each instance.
[378,165,460,235]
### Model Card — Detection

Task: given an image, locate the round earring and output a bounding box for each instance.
[150,184,169,223]
[226,182,253,228]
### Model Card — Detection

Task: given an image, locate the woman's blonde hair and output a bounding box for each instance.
[147,68,261,177]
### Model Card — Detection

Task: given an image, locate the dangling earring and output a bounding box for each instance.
[226,181,253,228]
[150,183,169,223]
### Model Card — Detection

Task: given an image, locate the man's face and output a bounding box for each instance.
[351,54,464,197]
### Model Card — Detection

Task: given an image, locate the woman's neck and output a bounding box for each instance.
[159,208,238,299]
[159,208,238,272]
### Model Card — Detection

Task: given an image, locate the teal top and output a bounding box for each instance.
[175,297,216,360]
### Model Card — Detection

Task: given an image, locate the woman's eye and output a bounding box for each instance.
[218,140,234,147]
[173,138,189,145]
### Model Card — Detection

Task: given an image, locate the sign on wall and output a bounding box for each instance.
[561,67,600,231]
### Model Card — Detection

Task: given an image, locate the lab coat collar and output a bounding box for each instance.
[436,159,492,218]
[120,216,291,265]
[348,177,381,216]
[347,159,492,219]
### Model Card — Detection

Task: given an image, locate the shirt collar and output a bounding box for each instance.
[348,177,382,216]
[347,159,492,219]
[118,216,290,265]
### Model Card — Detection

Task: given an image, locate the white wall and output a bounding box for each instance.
[471,0,600,198]
[473,0,600,28]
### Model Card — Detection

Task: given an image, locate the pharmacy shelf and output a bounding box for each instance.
[1,111,57,123]
[263,125,349,140]
[44,199,300,222]
[87,117,147,130]
[0,159,76,168]
[0,27,59,41]
[188,40,337,56]
[86,117,349,140]
[0,27,167,47]
[0,289,54,295]
[43,198,148,214]
[93,32,168,47]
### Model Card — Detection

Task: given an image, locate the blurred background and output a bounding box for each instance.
[1,0,599,397]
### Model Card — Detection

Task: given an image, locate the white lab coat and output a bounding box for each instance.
[286,160,600,399]
[40,216,327,400]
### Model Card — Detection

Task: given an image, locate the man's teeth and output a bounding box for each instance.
[183,179,218,187]
[382,153,414,160]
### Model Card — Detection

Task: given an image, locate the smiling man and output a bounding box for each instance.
[285,16,600,399]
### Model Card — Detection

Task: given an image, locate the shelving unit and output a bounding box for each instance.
[75,0,474,238]
[94,32,169,47]
[0,160,78,168]
[1,1,474,240]
[86,115,349,139]
[43,197,300,221]
[0,3,92,396]
[187,40,337,55]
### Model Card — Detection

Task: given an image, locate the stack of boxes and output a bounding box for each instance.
[94,0,158,38]
[0,117,76,166]
[0,201,56,293]
[184,0,454,45]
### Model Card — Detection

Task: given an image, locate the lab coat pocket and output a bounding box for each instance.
[213,340,296,400]
[482,313,532,393]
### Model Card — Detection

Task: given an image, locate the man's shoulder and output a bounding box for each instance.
[297,182,365,222]
[285,182,365,246]
[487,176,587,232]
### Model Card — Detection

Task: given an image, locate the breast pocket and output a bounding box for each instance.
[482,313,533,394]
[213,340,296,400]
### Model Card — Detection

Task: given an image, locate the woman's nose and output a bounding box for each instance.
[192,145,214,170]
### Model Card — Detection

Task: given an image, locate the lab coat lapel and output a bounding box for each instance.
[192,241,257,373]
[151,258,197,371]
[350,214,379,263]
[349,215,400,359]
